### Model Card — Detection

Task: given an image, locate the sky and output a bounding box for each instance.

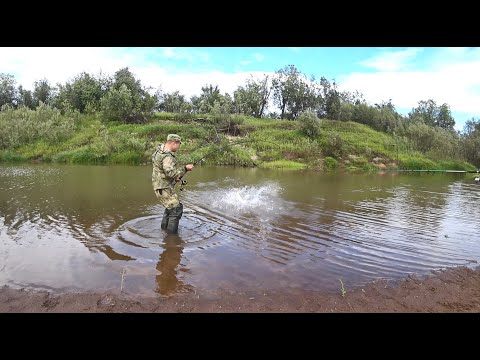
[1,47,479,131]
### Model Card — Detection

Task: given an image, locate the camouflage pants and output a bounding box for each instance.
[154,187,180,209]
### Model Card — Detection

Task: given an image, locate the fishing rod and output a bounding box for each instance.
[176,135,281,191]
[177,141,233,191]
[178,134,276,191]
[388,169,480,183]
[391,169,480,173]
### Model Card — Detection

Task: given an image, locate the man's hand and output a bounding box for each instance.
[175,164,194,182]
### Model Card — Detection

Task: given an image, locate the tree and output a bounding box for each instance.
[436,103,455,130]
[0,73,18,107]
[17,85,34,109]
[463,117,480,137]
[53,72,105,113]
[33,78,54,107]
[233,75,271,118]
[317,77,341,120]
[408,100,455,130]
[111,67,156,118]
[100,84,134,122]
[159,91,191,113]
[272,65,319,120]
[192,84,233,114]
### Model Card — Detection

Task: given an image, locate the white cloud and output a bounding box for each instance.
[0,47,129,88]
[340,48,480,129]
[0,47,214,90]
[136,67,274,99]
[359,48,423,71]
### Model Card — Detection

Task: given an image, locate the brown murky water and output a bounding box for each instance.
[1,164,479,297]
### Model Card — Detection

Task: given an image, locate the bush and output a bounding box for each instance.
[0,103,75,149]
[298,110,321,139]
[323,156,338,170]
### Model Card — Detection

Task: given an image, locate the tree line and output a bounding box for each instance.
[1,64,479,166]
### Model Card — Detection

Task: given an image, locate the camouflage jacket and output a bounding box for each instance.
[152,144,185,190]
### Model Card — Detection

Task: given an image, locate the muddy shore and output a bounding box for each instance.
[1,266,480,313]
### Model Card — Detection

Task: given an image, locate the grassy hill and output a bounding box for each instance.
[0,112,476,172]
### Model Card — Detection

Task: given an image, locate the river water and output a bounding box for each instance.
[1,163,479,297]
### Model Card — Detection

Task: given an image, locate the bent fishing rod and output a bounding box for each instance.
[176,141,232,191]
[177,139,269,191]
[176,137,281,191]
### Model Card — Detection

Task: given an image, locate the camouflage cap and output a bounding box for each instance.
[166,134,182,143]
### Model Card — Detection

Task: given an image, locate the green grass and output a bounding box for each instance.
[259,160,307,169]
[1,112,477,172]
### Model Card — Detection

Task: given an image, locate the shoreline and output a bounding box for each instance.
[2,265,480,313]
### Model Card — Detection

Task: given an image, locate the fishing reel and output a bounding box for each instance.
[180,179,188,191]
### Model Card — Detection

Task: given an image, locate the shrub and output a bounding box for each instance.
[298,110,321,139]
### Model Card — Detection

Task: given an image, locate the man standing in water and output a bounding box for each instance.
[152,134,194,234]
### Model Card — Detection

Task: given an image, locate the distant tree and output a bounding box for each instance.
[409,100,455,130]
[196,84,222,113]
[159,91,191,113]
[52,72,105,113]
[111,67,155,119]
[17,85,34,109]
[317,77,341,120]
[0,73,18,107]
[100,84,134,122]
[191,84,233,114]
[233,75,271,118]
[33,78,54,106]
[436,103,455,130]
[272,65,319,120]
[408,99,438,126]
[463,117,480,136]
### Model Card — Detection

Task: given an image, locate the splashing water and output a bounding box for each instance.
[210,183,286,218]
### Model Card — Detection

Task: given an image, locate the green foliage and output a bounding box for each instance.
[322,131,344,158]
[53,72,106,113]
[399,156,437,170]
[298,110,321,139]
[0,103,75,149]
[0,110,477,171]
[100,84,134,122]
[109,150,142,164]
[259,160,307,169]
[0,73,17,107]
[33,78,54,107]
[0,150,26,162]
[436,160,477,172]
[323,156,337,170]
[51,149,100,164]
[233,75,271,118]
[17,85,34,109]
[408,99,455,130]
[272,65,319,120]
[159,91,192,113]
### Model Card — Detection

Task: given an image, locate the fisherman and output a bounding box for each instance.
[152,134,194,233]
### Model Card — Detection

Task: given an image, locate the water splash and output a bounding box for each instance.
[210,182,285,218]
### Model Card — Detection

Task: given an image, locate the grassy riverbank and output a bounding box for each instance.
[0,111,476,172]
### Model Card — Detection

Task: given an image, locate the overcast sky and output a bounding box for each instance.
[1,47,479,130]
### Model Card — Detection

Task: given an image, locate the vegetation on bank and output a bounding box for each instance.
[0,106,477,172]
[1,65,480,170]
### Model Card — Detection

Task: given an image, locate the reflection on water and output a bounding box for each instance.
[155,234,188,296]
[1,163,479,296]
